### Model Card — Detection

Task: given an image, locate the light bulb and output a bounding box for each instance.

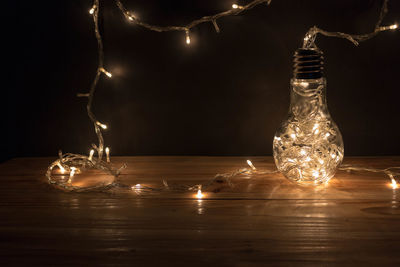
[88,149,95,161]
[185,30,191,45]
[273,48,344,185]
[105,147,110,163]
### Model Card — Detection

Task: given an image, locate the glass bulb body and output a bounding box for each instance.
[273,77,344,185]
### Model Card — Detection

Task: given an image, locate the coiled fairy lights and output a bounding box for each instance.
[47,0,398,193]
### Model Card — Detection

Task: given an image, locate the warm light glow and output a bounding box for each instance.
[300,82,309,87]
[100,68,112,78]
[128,16,134,21]
[390,24,398,30]
[196,189,204,199]
[185,30,191,45]
[290,133,296,139]
[131,184,141,190]
[68,167,77,184]
[300,149,307,156]
[89,6,96,15]
[105,147,110,163]
[96,121,107,129]
[391,178,398,189]
[88,149,95,161]
[305,157,311,162]
[247,160,256,170]
[57,162,65,173]
[312,170,319,178]
[232,4,243,9]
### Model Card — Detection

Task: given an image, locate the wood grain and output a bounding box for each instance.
[1,157,399,266]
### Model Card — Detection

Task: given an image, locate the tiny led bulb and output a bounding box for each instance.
[185,30,190,45]
[68,167,77,183]
[391,178,398,189]
[57,162,65,173]
[232,4,243,9]
[89,6,96,15]
[247,160,256,170]
[105,147,110,163]
[390,24,398,30]
[196,189,204,199]
[88,149,95,161]
[300,82,309,87]
[96,121,107,129]
[100,68,112,78]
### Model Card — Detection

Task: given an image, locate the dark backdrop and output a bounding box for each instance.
[4,0,400,162]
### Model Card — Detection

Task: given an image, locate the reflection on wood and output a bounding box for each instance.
[0,157,399,266]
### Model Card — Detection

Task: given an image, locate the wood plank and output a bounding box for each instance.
[0,157,399,266]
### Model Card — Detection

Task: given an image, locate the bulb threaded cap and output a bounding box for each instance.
[293,48,324,79]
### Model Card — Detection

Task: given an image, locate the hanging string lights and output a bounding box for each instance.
[46,0,399,193]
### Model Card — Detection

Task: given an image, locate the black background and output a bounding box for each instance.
[4,0,400,162]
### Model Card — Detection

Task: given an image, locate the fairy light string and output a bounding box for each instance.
[46,0,399,192]
[303,0,397,48]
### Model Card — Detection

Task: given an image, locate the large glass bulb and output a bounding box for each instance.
[273,48,344,185]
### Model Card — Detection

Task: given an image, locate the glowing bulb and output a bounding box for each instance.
[96,121,107,129]
[273,48,344,185]
[247,160,256,170]
[232,4,243,9]
[185,30,190,45]
[128,16,134,21]
[391,178,398,189]
[105,147,110,163]
[390,24,398,30]
[196,189,204,199]
[68,167,76,184]
[89,5,96,15]
[88,149,95,161]
[57,162,65,173]
[100,68,112,78]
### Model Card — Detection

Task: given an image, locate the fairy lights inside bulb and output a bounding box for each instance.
[88,149,95,161]
[68,167,77,184]
[196,189,204,199]
[105,147,110,163]
[247,160,256,170]
[57,162,65,173]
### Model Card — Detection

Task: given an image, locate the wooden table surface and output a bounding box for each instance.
[1,156,400,266]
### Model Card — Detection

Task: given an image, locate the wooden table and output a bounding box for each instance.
[1,157,399,266]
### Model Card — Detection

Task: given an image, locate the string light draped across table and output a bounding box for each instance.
[46,0,399,193]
